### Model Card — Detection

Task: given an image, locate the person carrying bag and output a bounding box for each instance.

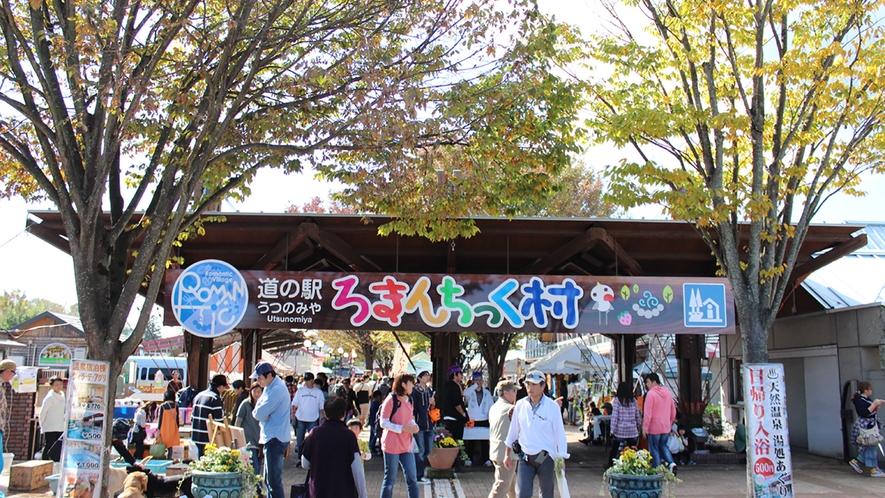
[848,381,885,477]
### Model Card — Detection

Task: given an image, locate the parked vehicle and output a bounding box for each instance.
[123,356,187,401]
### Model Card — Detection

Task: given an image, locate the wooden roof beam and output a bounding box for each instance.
[251,223,314,270]
[520,228,601,274]
[589,227,645,276]
[789,233,868,285]
[309,224,382,272]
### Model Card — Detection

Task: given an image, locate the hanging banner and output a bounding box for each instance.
[39,343,73,367]
[58,360,110,498]
[743,363,793,498]
[165,266,735,335]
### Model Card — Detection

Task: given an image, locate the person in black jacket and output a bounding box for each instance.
[439,366,468,449]
[192,375,229,458]
[410,371,434,483]
[849,381,885,477]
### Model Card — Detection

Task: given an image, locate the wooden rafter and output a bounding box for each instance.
[520,228,601,274]
[589,227,645,276]
[251,223,313,270]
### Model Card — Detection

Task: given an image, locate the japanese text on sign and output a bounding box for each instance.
[744,363,793,498]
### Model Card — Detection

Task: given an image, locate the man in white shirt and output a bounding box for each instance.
[465,371,494,467]
[488,380,518,498]
[291,372,325,466]
[504,371,569,498]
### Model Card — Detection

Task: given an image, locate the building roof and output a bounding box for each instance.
[26,211,864,281]
[7,311,84,337]
[802,224,885,309]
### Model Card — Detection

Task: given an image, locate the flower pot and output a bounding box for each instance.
[190,470,244,498]
[607,472,664,498]
[428,447,460,470]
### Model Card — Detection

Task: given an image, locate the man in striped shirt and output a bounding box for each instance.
[192,374,229,458]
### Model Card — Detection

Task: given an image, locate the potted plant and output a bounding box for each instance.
[602,447,677,498]
[186,444,261,498]
[427,427,466,470]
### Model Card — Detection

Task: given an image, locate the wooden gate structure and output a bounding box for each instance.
[27,211,866,417]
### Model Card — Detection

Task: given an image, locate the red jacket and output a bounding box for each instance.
[642,385,675,435]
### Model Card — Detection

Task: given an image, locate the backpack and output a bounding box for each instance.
[112,418,133,440]
[177,386,197,408]
[375,393,402,434]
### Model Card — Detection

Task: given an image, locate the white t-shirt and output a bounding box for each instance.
[291,385,324,422]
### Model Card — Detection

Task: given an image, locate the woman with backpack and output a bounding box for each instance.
[379,373,420,498]
[849,381,885,477]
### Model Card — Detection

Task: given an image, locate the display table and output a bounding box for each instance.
[462,427,490,440]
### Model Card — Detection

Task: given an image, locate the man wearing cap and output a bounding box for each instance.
[191,374,229,458]
[465,371,494,467]
[439,366,469,450]
[291,371,325,465]
[504,371,569,498]
[251,362,291,498]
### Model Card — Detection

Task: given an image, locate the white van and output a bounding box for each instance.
[123,356,188,401]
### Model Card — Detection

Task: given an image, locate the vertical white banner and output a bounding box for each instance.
[743,363,794,498]
[58,360,110,498]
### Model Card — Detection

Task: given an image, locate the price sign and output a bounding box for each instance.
[58,360,109,498]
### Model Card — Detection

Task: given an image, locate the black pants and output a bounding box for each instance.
[465,420,490,464]
[607,436,638,469]
[443,419,466,465]
[43,431,63,462]
[131,428,147,459]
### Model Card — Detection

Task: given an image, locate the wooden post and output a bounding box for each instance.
[610,334,637,387]
[186,332,212,390]
[676,334,705,419]
[431,331,460,394]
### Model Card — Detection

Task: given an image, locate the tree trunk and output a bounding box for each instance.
[739,305,772,364]
[362,344,375,377]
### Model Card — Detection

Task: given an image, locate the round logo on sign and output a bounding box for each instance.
[754,457,775,479]
[171,259,248,338]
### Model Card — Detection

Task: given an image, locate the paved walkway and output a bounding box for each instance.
[6,426,885,497]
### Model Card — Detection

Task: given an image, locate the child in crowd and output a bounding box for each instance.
[347,418,372,461]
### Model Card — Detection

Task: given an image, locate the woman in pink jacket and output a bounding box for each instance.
[642,373,677,473]
[379,373,420,498]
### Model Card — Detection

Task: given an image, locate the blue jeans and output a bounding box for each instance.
[369,423,379,453]
[295,419,318,460]
[858,444,880,469]
[414,429,434,479]
[516,453,555,498]
[249,447,264,477]
[263,438,286,498]
[647,433,674,468]
[381,451,419,498]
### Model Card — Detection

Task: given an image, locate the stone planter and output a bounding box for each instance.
[428,447,460,470]
[190,470,244,498]
[607,472,664,498]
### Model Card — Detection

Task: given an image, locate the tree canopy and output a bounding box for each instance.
[587,0,885,362]
[0,289,69,329]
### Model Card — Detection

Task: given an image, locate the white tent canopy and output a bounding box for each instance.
[530,343,611,375]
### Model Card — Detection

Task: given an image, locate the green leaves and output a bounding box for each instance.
[662,285,673,304]
[620,285,630,301]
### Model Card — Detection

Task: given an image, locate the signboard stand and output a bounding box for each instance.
[743,363,794,497]
[57,359,110,498]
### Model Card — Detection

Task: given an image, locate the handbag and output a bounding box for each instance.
[429,407,441,423]
[667,434,685,454]
[857,424,883,446]
[150,435,167,459]
[290,470,310,498]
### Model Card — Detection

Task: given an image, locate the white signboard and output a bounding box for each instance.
[58,360,110,498]
[743,363,793,498]
[15,366,38,393]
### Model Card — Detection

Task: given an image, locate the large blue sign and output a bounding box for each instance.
[171,259,249,338]
[683,283,727,328]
